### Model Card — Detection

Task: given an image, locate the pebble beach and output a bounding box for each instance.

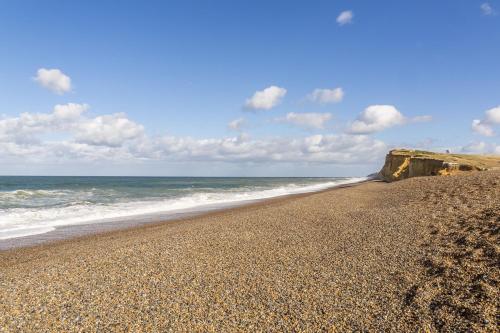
[1,171,498,332]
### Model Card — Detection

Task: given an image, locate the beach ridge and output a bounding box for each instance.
[1,171,498,331]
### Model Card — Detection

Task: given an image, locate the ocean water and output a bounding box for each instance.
[0,176,366,240]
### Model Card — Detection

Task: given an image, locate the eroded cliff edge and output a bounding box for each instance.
[378,149,500,182]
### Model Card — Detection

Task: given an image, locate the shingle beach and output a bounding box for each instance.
[1,171,498,332]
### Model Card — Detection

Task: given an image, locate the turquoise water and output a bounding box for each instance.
[0,176,366,240]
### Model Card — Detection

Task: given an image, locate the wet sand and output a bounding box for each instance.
[0,171,498,332]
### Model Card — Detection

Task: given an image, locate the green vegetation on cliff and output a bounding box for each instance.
[378,149,500,182]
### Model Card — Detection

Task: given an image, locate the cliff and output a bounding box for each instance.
[378,149,500,182]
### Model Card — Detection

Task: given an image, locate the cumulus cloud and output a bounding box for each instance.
[348,105,405,134]
[0,103,88,144]
[278,112,332,130]
[485,106,500,123]
[34,68,72,94]
[0,103,143,148]
[228,118,246,131]
[472,106,500,136]
[244,86,287,110]
[53,103,89,120]
[307,88,344,104]
[347,105,431,134]
[337,10,353,26]
[0,105,387,164]
[472,119,494,137]
[74,113,144,147]
[480,3,495,15]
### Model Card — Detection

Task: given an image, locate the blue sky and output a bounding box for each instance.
[0,1,499,176]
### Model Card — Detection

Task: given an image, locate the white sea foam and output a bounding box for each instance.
[0,177,367,240]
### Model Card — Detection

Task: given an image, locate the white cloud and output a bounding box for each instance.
[74,113,144,147]
[480,3,495,15]
[471,106,500,136]
[130,133,387,164]
[472,119,494,137]
[53,103,89,120]
[228,118,246,131]
[278,112,332,130]
[337,10,353,26]
[348,105,405,134]
[0,103,89,144]
[244,86,287,110]
[485,106,500,123]
[0,105,387,165]
[34,68,72,94]
[347,105,431,134]
[0,103,143,147]
[0,133,387,165]
[308,88,344,104]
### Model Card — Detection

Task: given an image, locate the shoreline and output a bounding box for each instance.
[0,178,372,252]
[1,171,497,331]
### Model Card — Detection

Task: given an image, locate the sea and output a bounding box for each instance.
[0,176,367,241]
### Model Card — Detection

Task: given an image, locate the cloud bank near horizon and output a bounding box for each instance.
[0,103,387,164]
[1,68,498,172]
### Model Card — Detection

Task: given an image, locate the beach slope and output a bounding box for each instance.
[0,171,498,331]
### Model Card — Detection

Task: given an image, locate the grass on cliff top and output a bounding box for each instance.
[390,149,500,169]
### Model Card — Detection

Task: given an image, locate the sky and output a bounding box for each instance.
[0,0,499,176]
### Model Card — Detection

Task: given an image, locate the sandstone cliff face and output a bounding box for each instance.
[377,149,496,182]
